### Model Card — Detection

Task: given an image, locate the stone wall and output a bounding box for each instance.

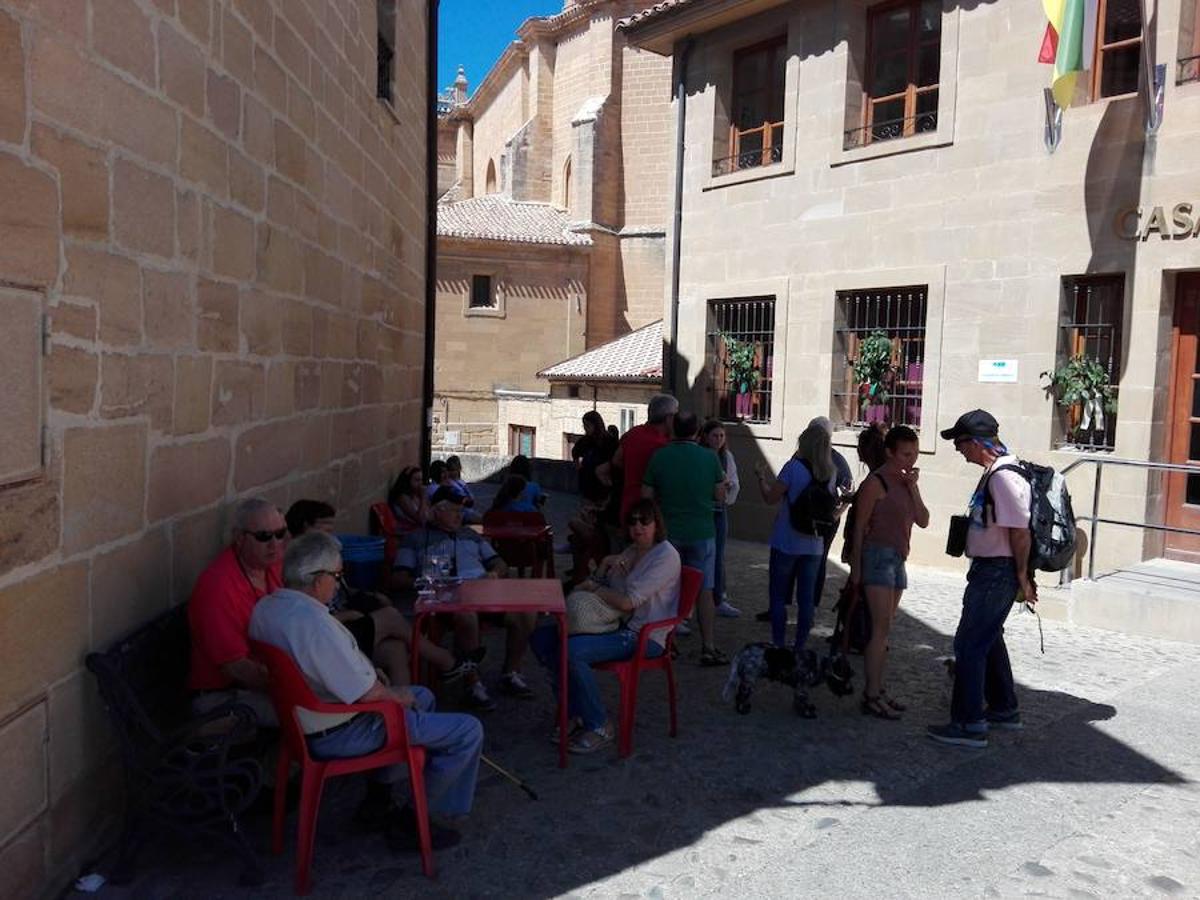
[663,0,1200,567]
[0,1,429,895]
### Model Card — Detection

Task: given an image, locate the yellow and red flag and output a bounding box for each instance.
[1039,0,1099,107]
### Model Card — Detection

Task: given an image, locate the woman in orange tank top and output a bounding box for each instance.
[846,425,930,719]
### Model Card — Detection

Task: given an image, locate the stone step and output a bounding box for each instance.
[1047,558,1200,644]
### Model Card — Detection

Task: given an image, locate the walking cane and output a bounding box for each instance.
[480,753,539,801]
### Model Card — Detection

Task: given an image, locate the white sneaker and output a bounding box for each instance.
[499,670,534,699]
[715,600,741,618]
[466,681,496,712]
[675,620,692,637]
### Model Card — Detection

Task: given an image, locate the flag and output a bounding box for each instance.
[1039,0,1099,107]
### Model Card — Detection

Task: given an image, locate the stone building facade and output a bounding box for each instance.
[621,0,1200,572]
[433,0,673,460]
[0,1,431,895]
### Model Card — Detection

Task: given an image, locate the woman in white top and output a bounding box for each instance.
[530,498,681,754]
[702,419,741,618]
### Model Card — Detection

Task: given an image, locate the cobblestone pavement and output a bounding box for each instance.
[91,487,1200,899]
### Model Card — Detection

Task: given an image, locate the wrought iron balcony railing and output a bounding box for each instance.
[843,110,938,150]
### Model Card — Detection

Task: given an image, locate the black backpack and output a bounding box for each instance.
[984,460,1077,573]
[789,460,838,539]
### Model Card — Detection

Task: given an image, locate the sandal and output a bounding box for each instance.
[861,693,901,720]
[699,647,730,667]
[880,690,906,712]
[548,716,584,745]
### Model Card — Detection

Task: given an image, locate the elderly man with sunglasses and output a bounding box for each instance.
[187,497,289,724]
[250,532,481,848]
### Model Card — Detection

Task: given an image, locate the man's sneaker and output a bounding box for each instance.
[443,646,487,683]
[568,721,614,755]
[926,723,988,748]
[675,619,692,637]
[498,670,534,699]
[465,680,496,712]
[715,600,742,618]
[985,709,1024,731]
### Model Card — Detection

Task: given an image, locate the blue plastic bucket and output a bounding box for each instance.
[337,534,386,591]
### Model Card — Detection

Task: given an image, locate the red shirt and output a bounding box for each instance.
[187,546,283,690]
[619,423,669,520]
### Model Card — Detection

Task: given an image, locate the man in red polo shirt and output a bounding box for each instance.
[601,393,678,522]
[188,497,287,724]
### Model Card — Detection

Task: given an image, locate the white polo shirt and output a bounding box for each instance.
[249,588,377,734]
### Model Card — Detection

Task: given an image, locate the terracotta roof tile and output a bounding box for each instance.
[539,320,663,382]
[437,195,592,246]
[617,0,698,30]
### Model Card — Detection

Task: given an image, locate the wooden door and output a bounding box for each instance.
[1165,273,1200,559]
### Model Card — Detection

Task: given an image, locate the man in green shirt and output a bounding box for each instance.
[643,412,728,666]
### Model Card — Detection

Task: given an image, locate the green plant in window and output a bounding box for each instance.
[1040,354,1117,441]
[721,332,761,395]
[851,330,896,416]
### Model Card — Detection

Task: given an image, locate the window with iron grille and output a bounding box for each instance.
[714,37,787,177]
[1094,0,1142,99]
[376,1,396,103]
[846,0,941,150]
[832,286,927,430]
[1050,275,1124,451]
[706,298,775,424]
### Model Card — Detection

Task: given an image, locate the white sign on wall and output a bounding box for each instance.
[444,431,461,447]
[978,359,1019,384]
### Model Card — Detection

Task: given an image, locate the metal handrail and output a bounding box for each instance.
[1059,455,1200,581]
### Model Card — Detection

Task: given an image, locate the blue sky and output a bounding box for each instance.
[437,0,562,96]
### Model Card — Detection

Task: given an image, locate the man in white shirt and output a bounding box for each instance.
[250,531,482,850]
[928,409,1035,749]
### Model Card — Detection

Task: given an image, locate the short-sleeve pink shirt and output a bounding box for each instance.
[966,455,1031,559]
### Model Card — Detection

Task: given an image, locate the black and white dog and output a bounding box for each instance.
[721,643,821,717]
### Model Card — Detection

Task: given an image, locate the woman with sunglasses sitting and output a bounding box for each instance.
[530,499,681,754]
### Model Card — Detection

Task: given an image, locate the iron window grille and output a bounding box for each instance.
[707,298,775,425]
[1053,275,1124,452]
[852,0,941,150]
[832,286,927,430]
[1180,54,1200,85]
[714,37,786,177]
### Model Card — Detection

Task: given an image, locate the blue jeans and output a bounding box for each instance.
[713,509,728,602]
[950,558,1020,726]
[531,623,663,731]
[305,686,483,816]
[768,548,822,652]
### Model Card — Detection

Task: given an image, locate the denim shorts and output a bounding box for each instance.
[670,537,716,591]
[862,543,907,590]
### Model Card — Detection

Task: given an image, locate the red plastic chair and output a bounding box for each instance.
[593,565,703,758]
[481,510,555,577]
[250,641,434,894]
[368,502,401,569]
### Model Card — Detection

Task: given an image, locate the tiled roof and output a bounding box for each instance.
[437,195,592,246]
[539,320,663,382]
[617,0,698,30]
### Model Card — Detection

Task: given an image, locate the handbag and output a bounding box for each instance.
[946,514,970,558]
[565,590,622,635]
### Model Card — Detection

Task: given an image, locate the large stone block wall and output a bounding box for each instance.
[667,0,1200,568]
[0,1,429,895]
[618,39,672,228]
[470,55,528,196]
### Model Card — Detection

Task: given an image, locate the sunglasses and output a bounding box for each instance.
[628,515,654,527]
[246,527,289,543]
[316,569,345,581]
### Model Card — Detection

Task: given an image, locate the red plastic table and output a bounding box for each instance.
[409,578,569,767]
